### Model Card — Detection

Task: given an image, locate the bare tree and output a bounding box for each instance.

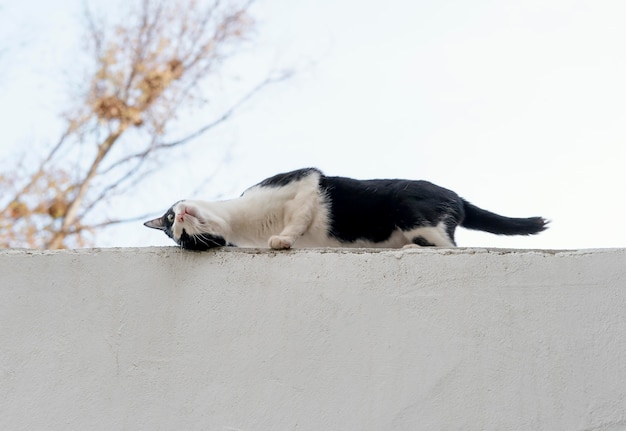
[0,0,286,249]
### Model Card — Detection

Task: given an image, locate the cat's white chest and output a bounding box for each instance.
[227,175,331,248]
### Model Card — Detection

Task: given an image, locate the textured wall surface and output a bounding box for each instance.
[1,247,625,431]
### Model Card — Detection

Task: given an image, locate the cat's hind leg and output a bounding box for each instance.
[402,222,456,248]
[402,236,436,249]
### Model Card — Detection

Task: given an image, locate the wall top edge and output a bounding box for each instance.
[1,246,624,258]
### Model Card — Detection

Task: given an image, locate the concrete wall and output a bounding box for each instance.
[1,247,625,431]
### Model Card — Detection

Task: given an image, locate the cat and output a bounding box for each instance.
[144,167,548,250]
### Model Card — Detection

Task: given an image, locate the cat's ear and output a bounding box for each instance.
[144,217,166,231]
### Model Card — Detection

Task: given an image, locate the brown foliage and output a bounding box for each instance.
[0,167,80,248]
[94,95,143,125]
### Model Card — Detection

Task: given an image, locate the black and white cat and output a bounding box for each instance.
[144,167,547,250]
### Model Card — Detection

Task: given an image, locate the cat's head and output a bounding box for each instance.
[144,200,229,250]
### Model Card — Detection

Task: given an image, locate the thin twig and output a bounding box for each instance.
[157,74,286,149]
[72,212,157,233]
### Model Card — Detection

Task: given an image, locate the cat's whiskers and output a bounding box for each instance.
[194,235,211,249]
[192,234,224,249]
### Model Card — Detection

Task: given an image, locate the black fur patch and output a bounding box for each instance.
[178,230,228,251]
[158,207,176,238]
[257,167,321,188]
[319,175,463,244]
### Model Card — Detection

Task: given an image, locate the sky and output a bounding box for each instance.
[1,0,625,250]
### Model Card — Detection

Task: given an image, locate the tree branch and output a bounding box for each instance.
[46,125,127,248]
[99,71,288,179]
[157,72,290,150]
[0,125,74,215]
[80,160,158,220]
[71,212,157,234]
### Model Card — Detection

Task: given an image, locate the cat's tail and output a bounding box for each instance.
[460,200,548,236]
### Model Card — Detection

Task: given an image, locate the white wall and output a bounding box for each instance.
[1,247,625,431]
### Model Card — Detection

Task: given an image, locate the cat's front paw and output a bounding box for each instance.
[269,235,294,250]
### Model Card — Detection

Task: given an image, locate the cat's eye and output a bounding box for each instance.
[167,213,174,223]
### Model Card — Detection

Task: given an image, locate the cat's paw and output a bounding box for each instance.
[269,235,294,250]
[402,244,421,249]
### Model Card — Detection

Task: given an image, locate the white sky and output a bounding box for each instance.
[1,0,625,249]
